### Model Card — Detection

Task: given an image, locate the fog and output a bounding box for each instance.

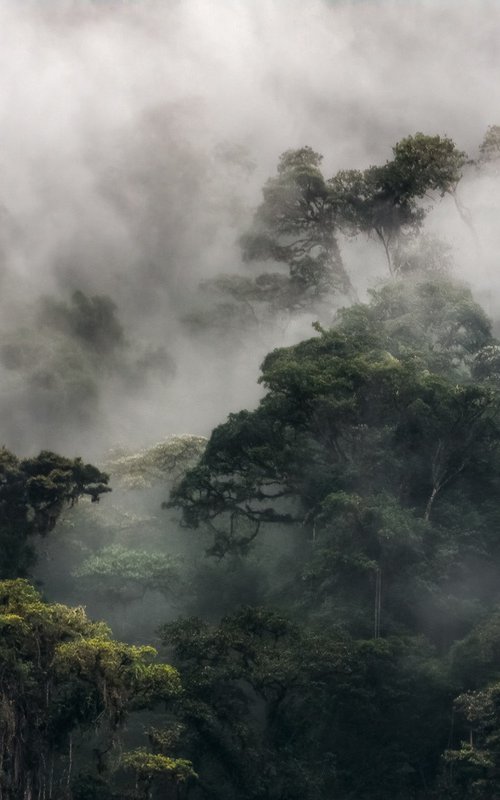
[0,0,500,458]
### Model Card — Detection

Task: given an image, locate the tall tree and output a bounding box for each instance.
[330,133,468,273]
[241,146,353,302]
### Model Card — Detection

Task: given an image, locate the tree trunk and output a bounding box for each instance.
[375,229,393,276]
[424,486,439,522]
[374,568,382,638]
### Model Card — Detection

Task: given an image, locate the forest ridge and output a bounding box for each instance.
[3,127,500,799]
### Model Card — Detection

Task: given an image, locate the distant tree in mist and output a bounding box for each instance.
[73,544,179,608]
[0,288,177,449]
[39,290,125,356]
[189,132,468,337]
[0,291,123,437]
[38,289,177,384]
[241,145,353,301]
[330,132,468,273]
[0,325,100,426]
[184,145,353,339]
[390,233,453,276]
[478,124,500,168]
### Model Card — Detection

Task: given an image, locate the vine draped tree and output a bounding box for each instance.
[0,448,111,579]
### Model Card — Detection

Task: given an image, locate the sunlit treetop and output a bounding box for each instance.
[390,132,467,198]
[103,434,207,490]
[479,124,500,166]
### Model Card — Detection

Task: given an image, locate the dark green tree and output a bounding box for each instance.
[337,277,491,378]
[170,277,500,641]
[171,281,497,544]
[161,608,449,800]
[0,448,110,578]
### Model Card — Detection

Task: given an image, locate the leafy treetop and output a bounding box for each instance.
[0,447,110,578]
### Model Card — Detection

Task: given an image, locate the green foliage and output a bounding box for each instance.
[391,133,467,197]
[73,545,179,605]
[300,493,430,634]
[442,684,500,798]
[170,276,500,646]
[330,133,467,273]
[449,610,500,689]
[161,607,343,799]
[172,281,497,532]
[121,750,196,781]
[0,447,110,578]
[0,579,184,799]
[338,277,491,377]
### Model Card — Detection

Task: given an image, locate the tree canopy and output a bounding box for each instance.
[329,133,467,273]
[170,276,500,642]
[0,448,110,578]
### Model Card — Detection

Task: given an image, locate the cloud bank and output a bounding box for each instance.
[0,0,499,456]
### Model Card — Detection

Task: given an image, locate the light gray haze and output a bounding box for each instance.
[0,0,499,458]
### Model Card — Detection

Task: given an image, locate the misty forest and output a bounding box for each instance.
[5,1,500,799]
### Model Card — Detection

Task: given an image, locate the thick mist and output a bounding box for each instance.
[1,0,500,458]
